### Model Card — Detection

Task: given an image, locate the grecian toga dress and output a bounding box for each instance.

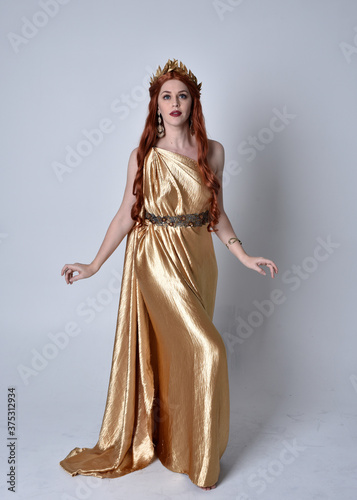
[60,146,230,488]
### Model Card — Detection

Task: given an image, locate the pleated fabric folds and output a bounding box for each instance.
[60,147,230,487]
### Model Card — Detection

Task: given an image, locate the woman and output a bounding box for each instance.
[60,59,278,491]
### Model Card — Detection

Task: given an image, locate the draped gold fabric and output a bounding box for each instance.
[60,147,230,487]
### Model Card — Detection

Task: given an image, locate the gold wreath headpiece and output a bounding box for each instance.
[149,59,202,93]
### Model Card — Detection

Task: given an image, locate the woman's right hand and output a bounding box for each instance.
[61,262,97,285]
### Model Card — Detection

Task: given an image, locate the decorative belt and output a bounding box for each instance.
[145,209,209,228]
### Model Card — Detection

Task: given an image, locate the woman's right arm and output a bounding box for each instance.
[61,148,139,285]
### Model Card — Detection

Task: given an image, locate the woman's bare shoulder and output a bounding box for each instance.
[122,148,140,181]
[128,147,139,161]
[207,139,225,175]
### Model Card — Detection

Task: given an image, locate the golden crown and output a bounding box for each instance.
[150,59,202,93]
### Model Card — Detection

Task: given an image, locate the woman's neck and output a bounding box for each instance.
[155,125,197,154]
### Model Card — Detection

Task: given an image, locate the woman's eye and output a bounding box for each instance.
[179,94,187,99]
[163,95,170,100]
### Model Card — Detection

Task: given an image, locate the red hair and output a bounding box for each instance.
[131,70,220,232]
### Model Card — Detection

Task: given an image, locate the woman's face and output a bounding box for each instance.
[157,79,192,129]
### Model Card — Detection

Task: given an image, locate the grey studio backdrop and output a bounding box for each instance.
[1,1,356,499]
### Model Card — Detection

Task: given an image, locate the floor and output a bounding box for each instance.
[3,369,357,500]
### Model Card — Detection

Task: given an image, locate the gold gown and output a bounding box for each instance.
[60,147,230,488]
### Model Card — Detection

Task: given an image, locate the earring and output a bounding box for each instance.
[189,115,195,136]
[157,111,165,138]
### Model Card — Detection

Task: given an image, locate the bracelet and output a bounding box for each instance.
[226,236,242,249]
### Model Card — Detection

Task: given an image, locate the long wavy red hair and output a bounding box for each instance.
[131,70,220,232]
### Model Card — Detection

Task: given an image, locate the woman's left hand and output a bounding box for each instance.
[241,256,278,278]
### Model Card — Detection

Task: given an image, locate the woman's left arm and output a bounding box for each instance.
[209,140,278,279]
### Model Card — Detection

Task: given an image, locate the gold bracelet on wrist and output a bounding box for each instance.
[226,237,242,249]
